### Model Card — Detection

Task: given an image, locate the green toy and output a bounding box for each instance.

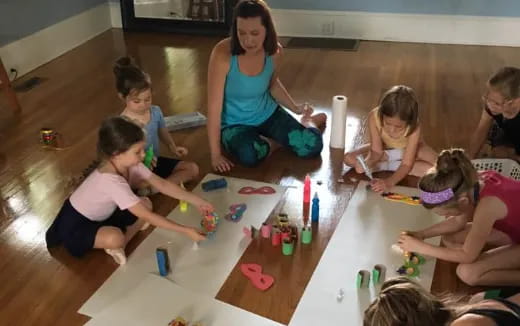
[372,265,385,285]
[301,227,312,244]
[144,145,154,168]
[484,289,502,299]
[282,238,294,256]
[357,270,370,288]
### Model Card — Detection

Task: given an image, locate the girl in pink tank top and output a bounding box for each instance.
[480,170,520,243]
[397,148,520,287]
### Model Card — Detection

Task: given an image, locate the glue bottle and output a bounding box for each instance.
[180,182,188,212]
[311,192,319,222]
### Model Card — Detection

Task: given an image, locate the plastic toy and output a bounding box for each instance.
[224,203,247,222]
[156,247,170,277]
[143,145,154,168]
[382,192,420,205]
[261,223,271,238]
[238,186,276,195]
[356,270,370,288]
[168,317,187,326]
[282,238,294,256]
[200,212,219,237]
[240,263,275,291]
[301,227,312,244]
[201,178,227,192]
[372,264,385,285]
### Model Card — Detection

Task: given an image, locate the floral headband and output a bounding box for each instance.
[419,188,455,205]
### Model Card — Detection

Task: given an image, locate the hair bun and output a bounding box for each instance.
[113,56,135,77]
[436,151,454,174]
[116,56,133,67]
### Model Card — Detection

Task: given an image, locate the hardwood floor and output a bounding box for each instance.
[1,29,520,325]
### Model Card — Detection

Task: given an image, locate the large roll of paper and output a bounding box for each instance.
[330,95,348,149]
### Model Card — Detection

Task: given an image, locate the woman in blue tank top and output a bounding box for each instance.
[207,0,326,171]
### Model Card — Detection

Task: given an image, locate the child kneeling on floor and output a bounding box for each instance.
[344,85,437,192]
[46,117,212,265]
[398,148,520,287]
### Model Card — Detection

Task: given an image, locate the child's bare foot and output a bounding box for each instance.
[301,113,327,132]
[260,135,282,156]
[140,222,151,231]
[105,248,127,265]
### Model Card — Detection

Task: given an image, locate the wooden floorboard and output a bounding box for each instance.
[1,29,520,325]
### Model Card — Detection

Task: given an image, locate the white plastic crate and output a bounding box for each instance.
[471,158,520,180]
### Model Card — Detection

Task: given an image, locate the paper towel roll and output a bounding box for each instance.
[330,95,348,149]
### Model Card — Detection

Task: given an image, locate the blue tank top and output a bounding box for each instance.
[222,55,278,127]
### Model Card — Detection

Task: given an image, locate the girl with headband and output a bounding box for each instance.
[398,148,520,286]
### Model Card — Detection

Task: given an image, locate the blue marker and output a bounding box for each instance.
[156,247,170,276]
[312,192,320,222]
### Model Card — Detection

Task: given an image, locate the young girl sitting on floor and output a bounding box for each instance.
[364,277,520,326]
[344,85,437,193]
[114,56,199,185]
[468,67,520,161]
[398,148,520,286]
[46,117,212,265]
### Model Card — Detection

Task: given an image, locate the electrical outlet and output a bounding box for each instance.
[321,22,335,36]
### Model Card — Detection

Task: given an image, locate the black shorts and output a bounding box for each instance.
[153,156,180,179]
[45,199,138,257]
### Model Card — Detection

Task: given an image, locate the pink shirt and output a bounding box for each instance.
[480,170,520,244]
[70,163,152,221]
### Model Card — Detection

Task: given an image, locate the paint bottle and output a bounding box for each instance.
[303,174,311,203]
[311,192,320,222]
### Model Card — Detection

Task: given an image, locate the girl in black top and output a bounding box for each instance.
[468,67,520,161]
[364,277,520,326]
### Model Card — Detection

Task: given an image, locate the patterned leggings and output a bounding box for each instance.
[221,107,323,167]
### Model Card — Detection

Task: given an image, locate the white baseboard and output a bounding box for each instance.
[109,2,123,28]
[272,9,520,47]
[0,3,112,78]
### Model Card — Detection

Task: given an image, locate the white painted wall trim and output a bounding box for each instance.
[272,9,520,47]
[0,3,112,78]
[109,1,123,28]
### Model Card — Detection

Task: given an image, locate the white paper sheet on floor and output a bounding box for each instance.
[79,173,286,318]
[84,274,283,326]
[288,181,443,326]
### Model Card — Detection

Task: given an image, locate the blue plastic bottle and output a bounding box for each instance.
[311,192,320,222]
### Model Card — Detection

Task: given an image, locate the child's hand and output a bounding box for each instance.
[185,228,206,242]
[173,146,188,157]
[354,161,364,174]
[398,233,424,253]
[370,178,391,193]
[295,103,313,116]
[151,156,158,170]
[211,153,234,172]
[405,230,425,240]
[195,199,214,215]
